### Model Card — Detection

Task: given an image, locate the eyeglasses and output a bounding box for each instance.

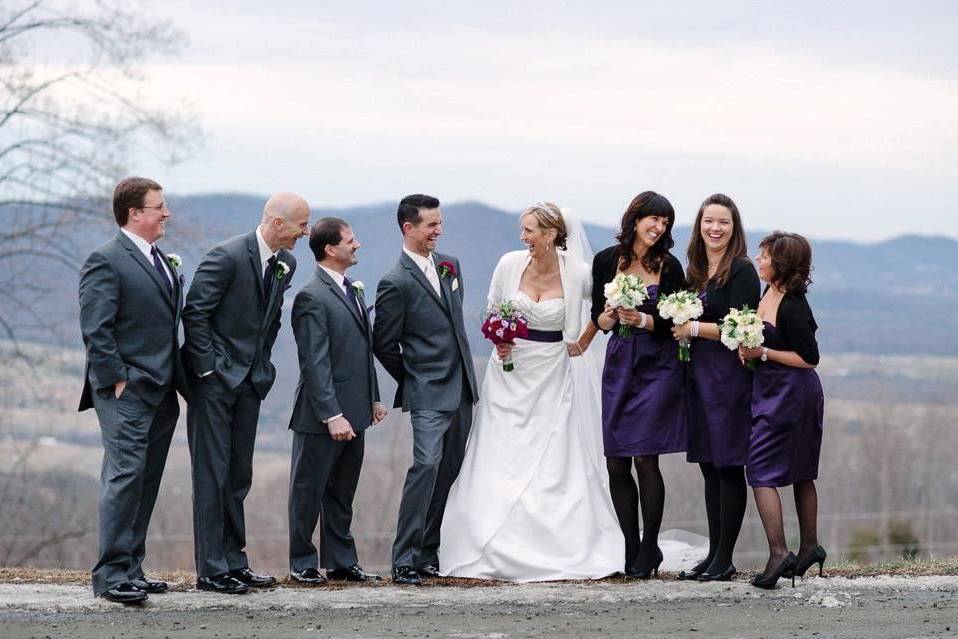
[139,204,170,212]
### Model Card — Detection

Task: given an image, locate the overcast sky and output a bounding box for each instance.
[128,1,957,241]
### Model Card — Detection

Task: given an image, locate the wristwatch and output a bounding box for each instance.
[760,347,769,362]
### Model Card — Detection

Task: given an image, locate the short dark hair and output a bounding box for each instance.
[113,176,162,226]
[759,231,813,295]
[397,194,440,230]
[308,217,349,262]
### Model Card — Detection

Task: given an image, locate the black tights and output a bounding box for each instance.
[607,455,665,571]
[697,462,747,573]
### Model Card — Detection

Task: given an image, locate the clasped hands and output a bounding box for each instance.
[328,402,388,441]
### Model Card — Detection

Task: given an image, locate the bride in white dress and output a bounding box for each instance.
[439,203,624,581]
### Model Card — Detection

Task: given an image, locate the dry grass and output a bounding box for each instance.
[2,559,957,592]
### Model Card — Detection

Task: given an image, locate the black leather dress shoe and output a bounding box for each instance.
[101,582,148,605]
[230,568,276,587]
[197,573,249,594]
[129,576,168,593]
[417,564,440,577]
[326,564,381,582]
[392,566,422,585]
[290,568,327,585]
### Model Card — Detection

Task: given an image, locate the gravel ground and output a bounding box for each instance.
[2,575,957,638]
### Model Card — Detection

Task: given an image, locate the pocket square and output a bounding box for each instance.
[452,278,459,291]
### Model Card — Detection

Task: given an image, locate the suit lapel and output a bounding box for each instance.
[116,232,175,312]
[317,268,366,334]
[435,255,454,313]
[400,252,449,316]
[154,245,183,319]
[247,232,266,304]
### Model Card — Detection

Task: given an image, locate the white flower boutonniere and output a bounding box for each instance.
[167,253,182,269]
[352,280,365,293]
[276,261,290,279]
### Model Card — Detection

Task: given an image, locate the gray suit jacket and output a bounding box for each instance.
[373,251,477,412]
[182,230,296,399]
[288,268,380,434]
[78,231,189,410]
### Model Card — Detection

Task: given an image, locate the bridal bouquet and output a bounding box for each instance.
[482,300,530,372]
[657,290,704,362]
[719,306,765,370]
[604,273,648,337]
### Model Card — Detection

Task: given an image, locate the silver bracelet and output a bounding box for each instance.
[691,321,700,338]
[637,312,648,329]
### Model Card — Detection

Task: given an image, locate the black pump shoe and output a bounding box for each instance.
[751,552,798,590]
[677,558,711,581]
[626,548,664,580]
[794,546,827,578]
[696,564,737,582]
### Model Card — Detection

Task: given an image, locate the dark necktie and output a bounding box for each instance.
[263,255,276,300]
[150,246,172,296]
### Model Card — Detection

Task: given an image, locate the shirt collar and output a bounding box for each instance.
[255,226,277,266]
[318,263,346,288]
[120,227,155,259]
[402,246,433,271]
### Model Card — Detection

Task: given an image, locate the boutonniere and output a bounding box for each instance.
[352,280,365,293]
[438,261,456,279]
[276,260,290,279]
[167,253,182,269]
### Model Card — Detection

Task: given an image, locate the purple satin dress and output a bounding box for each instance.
[686,294,753,467]
[746,322,825,487]
[602,285,688,457]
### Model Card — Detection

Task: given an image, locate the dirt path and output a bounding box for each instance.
[2,576,956,638]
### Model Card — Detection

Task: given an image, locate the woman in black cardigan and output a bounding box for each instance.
[672,193,760,582]
[591,191,687,579]
[739,232,825,588]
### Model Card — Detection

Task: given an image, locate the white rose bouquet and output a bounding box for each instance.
[604,273,648,337]
[719,305,765,370]
[657,290,704,361]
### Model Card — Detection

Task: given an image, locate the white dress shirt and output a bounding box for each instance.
[255,226,278,278]
[403,246,441,296]
[319,264,363,313]
[121,227,173,282]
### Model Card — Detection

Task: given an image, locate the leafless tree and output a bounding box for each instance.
[0,0,201,350]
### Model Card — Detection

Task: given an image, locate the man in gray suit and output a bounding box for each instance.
[287,217,387,585]
[79,176,189,604]
[374,194,478,585]
[182,193,309,594]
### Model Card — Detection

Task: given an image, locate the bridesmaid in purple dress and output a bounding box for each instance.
[738,232,825,589]
[672,193,760,582]
[591,191,687,579]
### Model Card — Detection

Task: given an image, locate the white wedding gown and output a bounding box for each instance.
[439,290,624,581]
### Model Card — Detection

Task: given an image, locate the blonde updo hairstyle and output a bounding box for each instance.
[521,201,568,250]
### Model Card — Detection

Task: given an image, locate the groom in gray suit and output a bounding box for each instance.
[287,217,387,585]
[374,194,478,585]
[79,176,190,604]
[182,193,309,594]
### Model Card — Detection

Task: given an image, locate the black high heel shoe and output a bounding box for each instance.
[696,563,737,582]
[626,548,664,580]
[794,546,827,578]
[751,552,798,590]
[677,558,711,581]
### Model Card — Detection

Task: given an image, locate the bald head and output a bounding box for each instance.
[259,192,310,251]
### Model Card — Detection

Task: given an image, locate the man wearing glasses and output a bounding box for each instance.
[79,177,190,604]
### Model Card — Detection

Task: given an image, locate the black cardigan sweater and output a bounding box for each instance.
[697,256,761,323]
[590,246,686,339]
[771,290,820,366]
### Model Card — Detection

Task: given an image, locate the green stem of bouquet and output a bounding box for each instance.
[678,339,691,362]
[616,324,632,338]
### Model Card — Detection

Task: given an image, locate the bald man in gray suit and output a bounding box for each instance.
[79,176,190,604]
[183,193,309,594]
